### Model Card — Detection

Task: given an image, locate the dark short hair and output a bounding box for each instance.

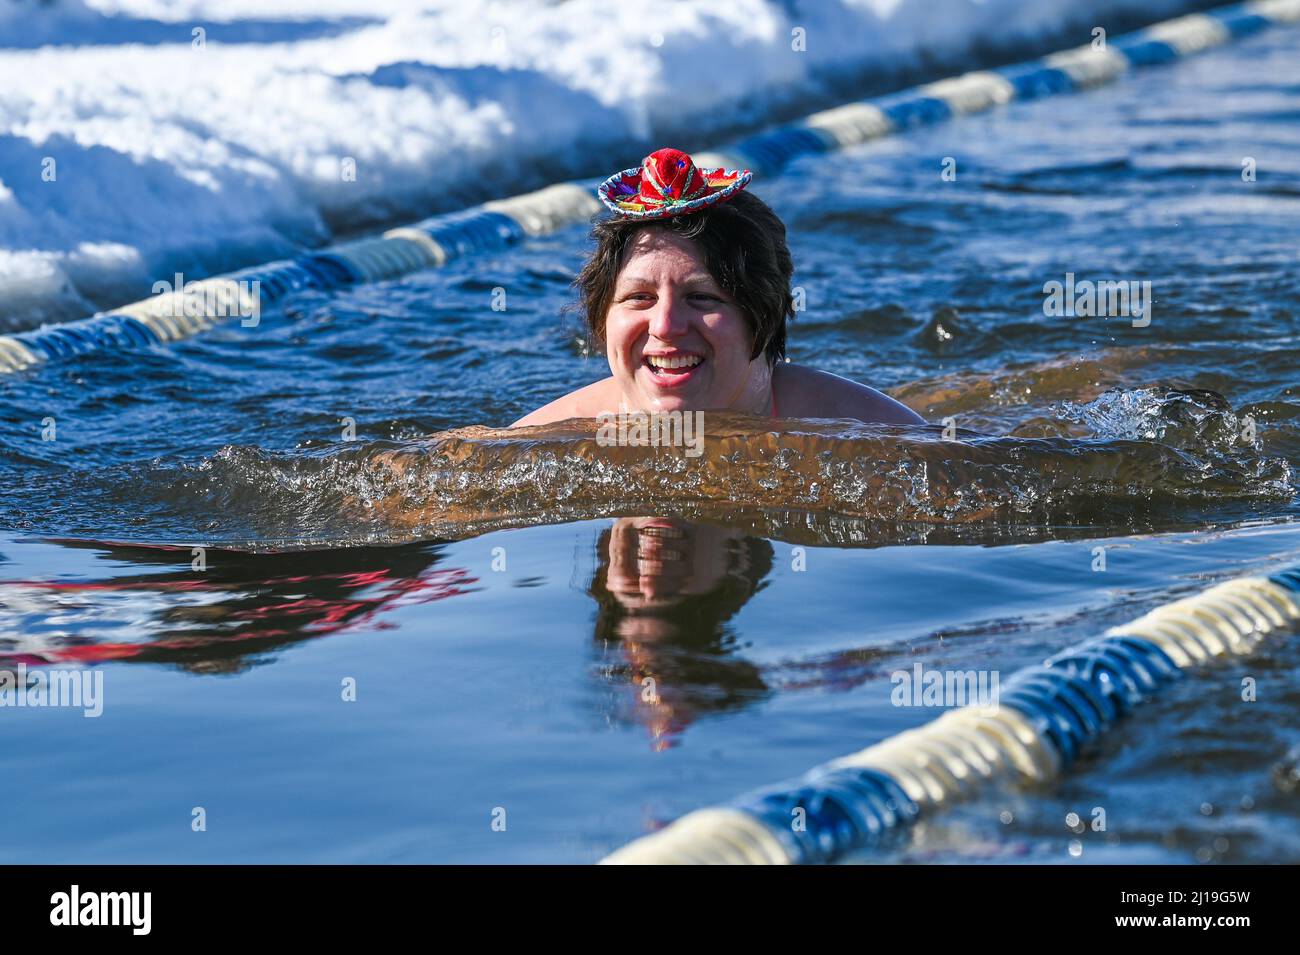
[574,190,793,366]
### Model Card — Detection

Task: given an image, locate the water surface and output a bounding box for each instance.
[2,25,1299,863]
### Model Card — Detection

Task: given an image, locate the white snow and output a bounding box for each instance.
[0,0,1209,329]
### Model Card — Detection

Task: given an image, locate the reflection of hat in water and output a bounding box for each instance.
[598,147,753,220]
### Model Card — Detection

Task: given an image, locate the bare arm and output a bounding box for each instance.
[510,377,620,427]
[774,364,925,425]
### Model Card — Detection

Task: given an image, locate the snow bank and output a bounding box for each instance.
[0,0,1214,329]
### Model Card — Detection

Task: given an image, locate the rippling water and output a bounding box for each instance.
[2,26,1299,863]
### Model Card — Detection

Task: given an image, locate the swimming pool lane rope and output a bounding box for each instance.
[599,562,1300,864]
[1,0,1298,375]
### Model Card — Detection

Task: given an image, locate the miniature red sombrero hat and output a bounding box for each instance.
[598,147,753,220]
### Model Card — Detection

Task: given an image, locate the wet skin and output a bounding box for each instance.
[511,230,925,427]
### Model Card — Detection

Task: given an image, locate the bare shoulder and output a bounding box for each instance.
[510,377,621,427]
[775,363,926,425]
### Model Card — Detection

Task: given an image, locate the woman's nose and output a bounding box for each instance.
[646,292,691,341]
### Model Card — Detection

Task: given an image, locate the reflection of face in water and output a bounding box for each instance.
[590,517,773,749]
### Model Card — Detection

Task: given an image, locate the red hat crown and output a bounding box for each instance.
[639,148,709,205]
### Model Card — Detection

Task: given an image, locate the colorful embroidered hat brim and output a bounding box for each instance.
[598,147,753,220]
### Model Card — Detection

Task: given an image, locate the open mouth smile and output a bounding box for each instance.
[643,352,705,387]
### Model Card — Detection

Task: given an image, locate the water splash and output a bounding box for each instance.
[1054,387,1258,454]
[127,403,1290,548]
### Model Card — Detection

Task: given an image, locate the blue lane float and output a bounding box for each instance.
[225,260,325,304]
[729,126,833,176]
[1,0,1297,375]
[1111,36,1182,66]
[997,62,1076,99]
[1207,6,1273,35]
[877,93,954,131]
[407,208,530,261]
[15,312,160,362]
[286,254,358,291]
[601,562,1300,864]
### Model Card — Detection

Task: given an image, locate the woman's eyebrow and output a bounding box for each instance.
[614,273,722,293]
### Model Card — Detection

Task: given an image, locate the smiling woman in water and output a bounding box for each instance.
[511,148,925,428]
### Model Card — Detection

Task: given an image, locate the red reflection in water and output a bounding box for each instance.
[0,540,477,671]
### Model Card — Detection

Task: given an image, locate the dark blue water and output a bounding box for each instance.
[2,25,1299,863]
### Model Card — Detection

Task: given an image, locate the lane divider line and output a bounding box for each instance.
[2,0,1297,375]
[599,562,1300,864]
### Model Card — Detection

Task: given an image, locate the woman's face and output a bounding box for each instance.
[604,229,771,414]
